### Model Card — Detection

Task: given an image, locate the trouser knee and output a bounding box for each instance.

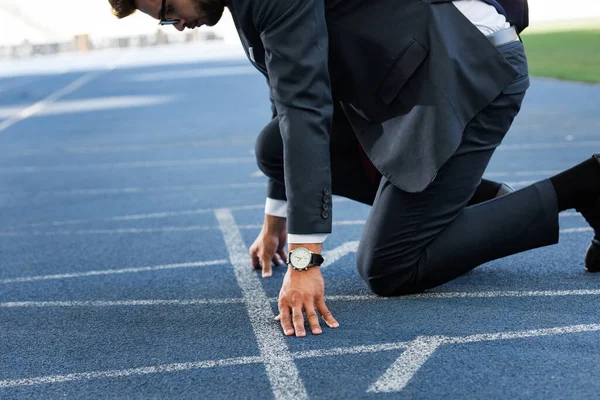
[255,118,283,179]
[356,240,424,296]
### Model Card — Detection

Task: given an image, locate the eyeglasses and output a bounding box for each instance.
[159,0,180,25]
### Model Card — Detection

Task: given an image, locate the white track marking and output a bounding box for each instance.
[1,223,590,237]
[25,204,266,228]
[18,199,352,229]
[251,170,266,177]
[498,141,600,151]
[0,356,262,388]
[561,227,593,233]
[370,324,600,393]
[2,138,255,158]
[485,170,561,178]
[0,298,242,308]
[0,260,227,284]
[321,241,360,269]
[0,96,176,118]
[324,289,600,302]
[2,139,593,158]
[368,336,443,393]
[5,289,600,309]
[37,183,266,197]
[215,208,308,400]
[446,324,600,344]
[293,341,411,359]
[3,324,598,390]
[0,72,101,134]
[131,66,258,81]
[0,226,218,237]
[0,157,256,174]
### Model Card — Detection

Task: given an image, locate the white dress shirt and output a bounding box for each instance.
[266,0,510,244]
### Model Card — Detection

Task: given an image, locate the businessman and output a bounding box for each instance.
[109,0,600,338]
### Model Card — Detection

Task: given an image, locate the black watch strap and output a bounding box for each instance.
[310,253,324,267]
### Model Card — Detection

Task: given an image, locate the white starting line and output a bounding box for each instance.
[0,260,227,284]
[2,324,599,391]
[4,289,600,308]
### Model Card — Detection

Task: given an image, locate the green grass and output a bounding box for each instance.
[522,29,600,83]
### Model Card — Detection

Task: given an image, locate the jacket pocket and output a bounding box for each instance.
[377,38,429,105]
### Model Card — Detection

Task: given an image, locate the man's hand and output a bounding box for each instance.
[249,215,287,278]
[276,244,339,337]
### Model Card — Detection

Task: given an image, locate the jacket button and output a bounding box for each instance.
[323,188,330,195]
[322,203,329,211]
[321,211,329,219]
[323,194,331,203]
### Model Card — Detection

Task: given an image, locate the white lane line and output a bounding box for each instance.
[0,298,242,308]
[215,208,308,400]
[0,96,176,119]
[0,260,227,284]
[251,171,266,178]
[0,226,219,236]
[0,356,262,388]
[6,289,600,309]
[293,341,410,359]
[131,66,258,81]
[498,141,600,151]
[561,227,593,233]
[19,199,353,229]
[325,289,600,302]
[3,324,598,389]
[485,170,561,178]
[368,336,443,393]
[0,72,102,134]
[3,139,592,158]
[369,324,600,393]
[25,204,266,228]
[446,324,600,345]
[0,157,256,174]
[35,182,266,197]
[1,138,255,158]
[321,241,359,269]
[0,222,588,237]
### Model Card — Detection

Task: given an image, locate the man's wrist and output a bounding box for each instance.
[264,214,286,235]
[288,243,322,254]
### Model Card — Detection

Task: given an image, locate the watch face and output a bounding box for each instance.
[290,247,311,269]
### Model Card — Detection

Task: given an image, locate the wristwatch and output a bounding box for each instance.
[287,247,324,271]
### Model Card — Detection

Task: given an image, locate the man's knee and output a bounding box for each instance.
[356,240,422,296]
[255,118,283,176]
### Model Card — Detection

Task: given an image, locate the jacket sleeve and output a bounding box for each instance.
[254,0,334,235]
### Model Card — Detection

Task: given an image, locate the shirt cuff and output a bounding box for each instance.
[265,197,287,218]
[288,233,329,244]
[265,198,329,243]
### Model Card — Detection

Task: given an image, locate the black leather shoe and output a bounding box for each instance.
[585,239,600,272]
[578,154,600,272]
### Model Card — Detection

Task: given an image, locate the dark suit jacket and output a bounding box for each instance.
[227,0,529,235]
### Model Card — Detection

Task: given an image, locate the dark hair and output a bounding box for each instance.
[108,0,137,19]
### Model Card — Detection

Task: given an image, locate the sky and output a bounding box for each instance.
[0,0,599,46]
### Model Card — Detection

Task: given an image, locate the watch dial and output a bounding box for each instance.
[291,248,311,269]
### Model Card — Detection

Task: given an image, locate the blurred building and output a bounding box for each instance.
[0,0,239,58]
[0,0,598,59]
